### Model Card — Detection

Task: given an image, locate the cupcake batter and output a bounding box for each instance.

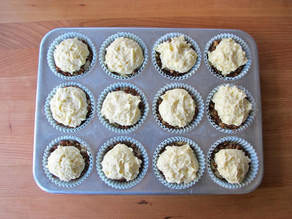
[155,35,197,73]
[157,144,199,184]
[105,37,144,75]
[158,88,196,127]
[54,38,90,74]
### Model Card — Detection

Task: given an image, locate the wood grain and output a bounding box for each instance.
[0,0,292,218]
[1,0,292,23]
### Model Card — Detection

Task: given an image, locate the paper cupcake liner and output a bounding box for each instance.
[204,33,252,81]
[42,136,93,187]
[96,136,149,189]
[152,83,204,133]
[45,82,95,132]
[207,136,259,189]
[97,82,149,133]
[152,32,202,80]
[47,32,97,80]
[206,83,256,134]
[153,136,205,189]
[99,32,148,80]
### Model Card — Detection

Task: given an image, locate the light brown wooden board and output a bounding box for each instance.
[0,0,291,218]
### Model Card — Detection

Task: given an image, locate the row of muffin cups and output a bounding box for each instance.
[47,31,252,81]
[45,82,256,134]
[43,135,259,190]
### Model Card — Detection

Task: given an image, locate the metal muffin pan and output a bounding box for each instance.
[33,27,263,194]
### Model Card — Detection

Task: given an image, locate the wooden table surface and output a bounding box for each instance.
[0,0,291,218]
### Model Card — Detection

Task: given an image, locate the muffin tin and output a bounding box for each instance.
[33,28,263,194]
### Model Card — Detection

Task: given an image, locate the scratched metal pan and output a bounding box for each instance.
[33,27,263,194]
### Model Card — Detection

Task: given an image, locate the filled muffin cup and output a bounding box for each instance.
[206,83,256,134]
[47,32,97,80]
[99,32,148,80]
[152,83,204,133]
[152,32,201,80]
[42,136,93,187]
[96,136,148,189]
[97,82,149,133]
[45,82,95,132]
[204,33,252,80]
[207,136,259,189]
[153,136,205,189]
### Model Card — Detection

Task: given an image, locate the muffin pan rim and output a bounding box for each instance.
[34,27,263,194]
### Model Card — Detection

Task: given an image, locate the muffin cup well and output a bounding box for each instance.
[204,33,252,81]
[97,82,149,133]
[45,82,95,132]
[152,32,201,80]
[206,83,256,134]
[207,136,259,189]
[99,32,148,80]
[42,136,93,187]
[153,136,205,189]
[152,83,204,133]
[96,136,148,189]
[47,32,97,80]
